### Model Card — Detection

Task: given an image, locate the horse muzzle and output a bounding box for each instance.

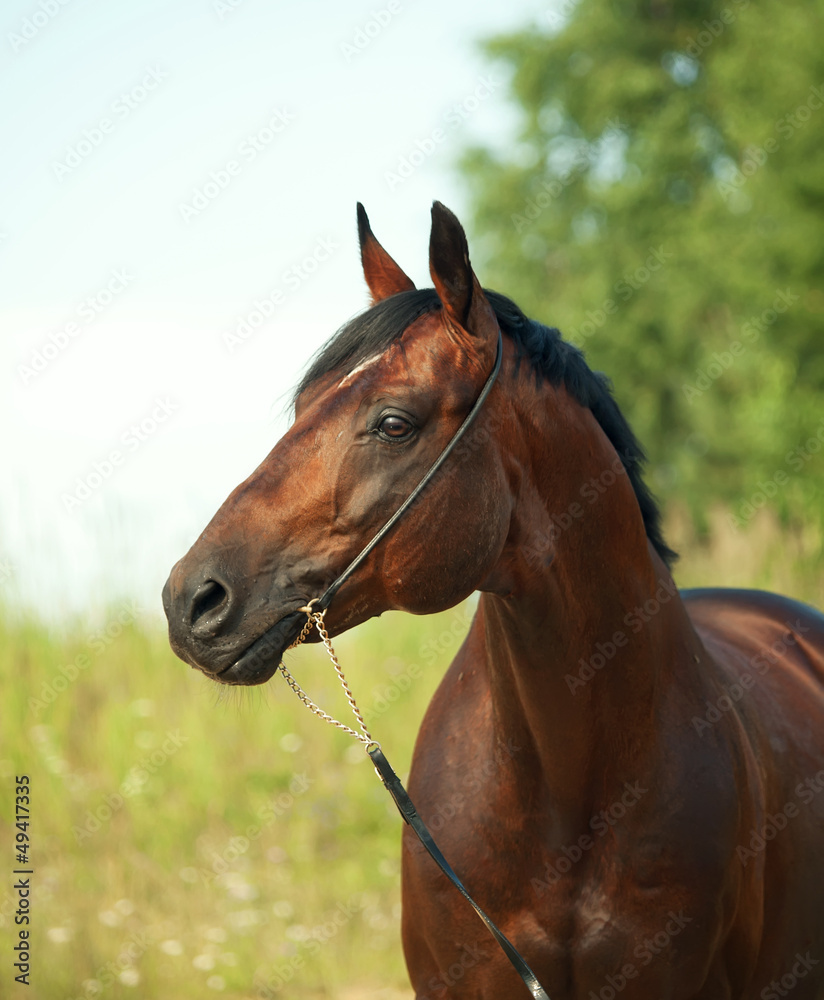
[161,562,310,686]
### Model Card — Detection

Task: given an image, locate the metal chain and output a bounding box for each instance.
[280,607,376,748]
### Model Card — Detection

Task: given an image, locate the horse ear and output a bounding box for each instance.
[358,203,416,303]
[428,201,498,348]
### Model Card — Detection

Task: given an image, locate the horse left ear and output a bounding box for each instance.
[358,203,416,303]
[429,201,498,349]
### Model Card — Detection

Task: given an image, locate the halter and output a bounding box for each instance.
[283,328,551,1000]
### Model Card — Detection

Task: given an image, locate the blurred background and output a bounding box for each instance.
[2,0,822,996]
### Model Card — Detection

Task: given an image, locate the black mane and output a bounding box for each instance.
[294,288,676,568]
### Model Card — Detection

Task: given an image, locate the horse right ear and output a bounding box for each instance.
[429,201,499,353]
[358,203,416,303]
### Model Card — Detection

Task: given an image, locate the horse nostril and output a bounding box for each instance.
[190,579,229,630]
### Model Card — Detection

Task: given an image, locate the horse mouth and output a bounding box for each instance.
[209,609,310,686]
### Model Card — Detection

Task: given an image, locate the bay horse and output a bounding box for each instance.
[163,202,824,999]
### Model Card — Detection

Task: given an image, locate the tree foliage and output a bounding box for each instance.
[461,0,824,533]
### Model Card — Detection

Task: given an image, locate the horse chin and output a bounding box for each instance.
[208,609,310,687]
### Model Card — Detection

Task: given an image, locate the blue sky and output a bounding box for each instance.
[2,0,553,620]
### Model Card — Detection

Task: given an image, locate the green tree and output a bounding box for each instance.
[462,0,824,533]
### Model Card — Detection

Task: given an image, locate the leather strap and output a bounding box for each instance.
[368,745,550,999]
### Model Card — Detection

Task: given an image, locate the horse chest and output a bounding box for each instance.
[402,835,712,1000]
[402,749,726,1000]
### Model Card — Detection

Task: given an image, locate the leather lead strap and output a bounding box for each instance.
[368,746,550,1000]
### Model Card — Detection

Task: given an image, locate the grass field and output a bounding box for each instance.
[1,596,469,1000]
[1,509,821,999]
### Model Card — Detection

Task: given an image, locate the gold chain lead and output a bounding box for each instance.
[280,608,376,748]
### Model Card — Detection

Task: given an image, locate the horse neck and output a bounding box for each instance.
[475,375,693,827]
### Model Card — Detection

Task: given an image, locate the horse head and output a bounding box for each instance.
[163,203,511,685]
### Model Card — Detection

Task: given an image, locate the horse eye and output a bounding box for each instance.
[378,415,413,439]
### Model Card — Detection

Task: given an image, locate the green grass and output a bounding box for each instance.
[1,602,475,999]
[1,511,821,999]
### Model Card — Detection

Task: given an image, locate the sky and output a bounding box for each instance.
[2,0,553,623]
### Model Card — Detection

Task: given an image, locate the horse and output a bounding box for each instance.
[162,202,824,999]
